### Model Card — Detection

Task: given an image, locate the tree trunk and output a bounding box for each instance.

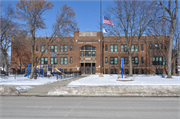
[4,53,8,75]
[167,22,175,78]
[30,40,35,79]
[173,57,176,75]
[129,54,133,76]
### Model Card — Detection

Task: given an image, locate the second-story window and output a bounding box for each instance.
[121,45,127,52]
[60,45,67,52]
[92,51,95,56]
[105,57,108,63]
[50,57,57,64]
[141,57,144,64]
[41,57,48,64]
[50,45,57,52]
[60,57,67,65]
[41,46,48,52]
[105,44,108,51]
[110,45,118,52]
[131,45,138,52]
[70,57,72,64]
[121,57,128,64]
[81,46,96,57]
[150,43,152,49]
[110,57,118,65]
[132,57,138,64]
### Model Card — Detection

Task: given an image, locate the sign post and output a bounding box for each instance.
[121,58,124,78]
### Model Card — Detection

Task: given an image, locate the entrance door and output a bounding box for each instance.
[85,63,91,74]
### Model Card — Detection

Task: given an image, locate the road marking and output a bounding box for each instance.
[64,97,87,118]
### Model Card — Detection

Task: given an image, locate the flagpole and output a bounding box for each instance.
[99,0,103,77]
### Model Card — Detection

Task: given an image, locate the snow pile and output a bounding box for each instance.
[0,85,19,95]
[14,86,34,92]
[0,75,72,85]
[68,75,180,86]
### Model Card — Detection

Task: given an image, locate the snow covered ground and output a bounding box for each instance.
[0,74,72,85]
[0,74,74,92]
[68,75,180,86]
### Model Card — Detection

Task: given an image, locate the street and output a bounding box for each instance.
[0,96,179,119]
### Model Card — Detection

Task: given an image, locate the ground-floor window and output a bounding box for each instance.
[115,69,118,74]
[125,69,128,74]
[155,69,159,74]
[160,69,163,74]
[110,69,113,74]
[41,57,48,64]
[22,69,25,74]
[135,69,139,74]
[141,69,144,74]
[70,69,72,73]
[64,69,67,73]
[13,69,16,74]
[60,57,67,65]
[105,69,108,74]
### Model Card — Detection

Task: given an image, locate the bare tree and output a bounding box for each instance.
[105,0,159,76]
[157,0,179,78]
[11,30,31,72]
[0,4,17,74]
[15,0,78,79]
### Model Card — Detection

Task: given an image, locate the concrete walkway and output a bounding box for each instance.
[20,76,86,96]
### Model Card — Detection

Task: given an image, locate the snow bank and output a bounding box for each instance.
[48,85,180,96]
[68,75,180,86]
[0,85,19,95]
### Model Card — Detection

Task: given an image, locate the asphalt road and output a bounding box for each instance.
[0,96,179,119]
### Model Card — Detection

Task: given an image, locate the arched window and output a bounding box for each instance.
[80,45,96,57]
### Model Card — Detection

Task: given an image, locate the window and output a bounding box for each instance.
[64,69,67,73]
[110,45,118,52]
[131,44,138,52]
[141,57,144,64]
[121,57,128,64]
[60,45,67,52]
[150,43,152,49]
[41,46,48,52]
[41,57,48,64]
[70,57,72,64]
[121,45,127,52]
[22,69,25,74]
[81,51,84,56]
[105,69,108,74]
[70,45,73,51]
[36,57,38,62]
[156,69,159,74]
[50,57,57,64]
[152,57,164,65]
[105,44,108,51]
[141,44,143,51]
[132,57,138,64]
[50,45,57,52]
[85,46,91,50]
[135,69,139,74]
[110,57,118,65]
[85,51,91,57]
[141,69,144,74]
[60,57,67,65]
[110,69,113,74]
[36,45,38,51]
[125,69,129,74]
[155,43,158,49]
[160,69,163,74]
[159,43,163,49]
[92,51,95,56]
[115,69,118,74]
[70,69,72,73]
[105,57,108,63]
[81,46,96,57]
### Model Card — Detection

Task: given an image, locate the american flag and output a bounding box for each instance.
[103,16,115,26]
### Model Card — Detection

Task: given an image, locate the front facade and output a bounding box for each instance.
[11,31,169,75]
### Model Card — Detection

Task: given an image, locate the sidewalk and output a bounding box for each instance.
[20,76,86,96]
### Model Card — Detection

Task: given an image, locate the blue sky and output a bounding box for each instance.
[2,0,112,37]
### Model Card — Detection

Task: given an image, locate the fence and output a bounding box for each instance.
[6,71,81,80]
